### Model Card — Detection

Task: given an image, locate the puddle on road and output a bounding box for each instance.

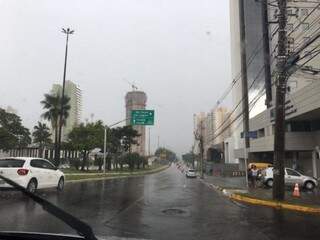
[162,208,190,217]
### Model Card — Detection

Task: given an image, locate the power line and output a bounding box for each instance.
[270,1,320,58]
[208,52,278,142]
[213,40,265,108]
[206,1,320,141]
[210,84,268,142]
[287,1,320,37]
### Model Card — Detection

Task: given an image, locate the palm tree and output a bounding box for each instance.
[41,93,70,164]
[32,122,52,157]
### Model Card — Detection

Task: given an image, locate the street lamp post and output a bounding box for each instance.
[102,118,129,174]
[55,28,74,165]
[103,126,108,174]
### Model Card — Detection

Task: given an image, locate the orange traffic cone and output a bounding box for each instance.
[293,183,300,197]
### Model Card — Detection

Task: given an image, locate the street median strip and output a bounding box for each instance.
[65,165,170,182]
[230,193,320,214]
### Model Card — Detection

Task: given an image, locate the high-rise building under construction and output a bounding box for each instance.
[125,90,147,156]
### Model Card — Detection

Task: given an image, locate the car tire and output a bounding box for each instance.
[26,179,37,193]
[266,179,273,188]
[57,177,64,192]
[304,181,315,191]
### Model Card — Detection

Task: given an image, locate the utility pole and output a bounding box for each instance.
[56,28,74,166]
[261,0,272,108]
[194,118,204,179]
[103,126,107,174]
[157,136,160,150]
[199,120,204,179]
[239,0,250,188]
[273,0,287,201]
[148,127,151,156]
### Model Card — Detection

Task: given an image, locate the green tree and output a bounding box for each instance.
[155,147,177,162]
[41,93,70,165]
[0,108,31,150]
[68,121,104,171]
[105,127,121,170]
[182,152,196,167]
[32,122,52,156]
[121,126,140,153]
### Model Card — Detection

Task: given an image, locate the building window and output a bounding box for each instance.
[301,23,309,31]
[258,128,265,138]
[289,121,311,132]
[287,9,293,15]
[270,108,275,119]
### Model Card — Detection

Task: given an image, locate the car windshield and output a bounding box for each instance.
[0,159,25,168]
[1,0,320,240]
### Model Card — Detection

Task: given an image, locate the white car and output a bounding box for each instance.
[186,169,197,178]
[261,167,318,190]
[0,157,65,193]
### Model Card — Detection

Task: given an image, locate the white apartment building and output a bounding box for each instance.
[51,80,82,141]
[195,107,231,163]
[229,0,320,177]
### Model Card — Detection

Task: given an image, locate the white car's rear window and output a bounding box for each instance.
[0,159,25,168]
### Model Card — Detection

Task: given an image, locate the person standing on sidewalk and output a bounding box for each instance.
[250,165,259,188]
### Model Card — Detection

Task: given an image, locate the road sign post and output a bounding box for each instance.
[131,110,155,126]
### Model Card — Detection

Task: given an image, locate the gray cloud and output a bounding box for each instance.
[0,0,231,155]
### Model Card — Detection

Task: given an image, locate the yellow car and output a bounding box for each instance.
[248,162,273,170]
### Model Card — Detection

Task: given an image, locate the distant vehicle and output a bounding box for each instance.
[186,169,196,178]
[261,167,318,190]
[248,162,273,170]
[0,157,65,193]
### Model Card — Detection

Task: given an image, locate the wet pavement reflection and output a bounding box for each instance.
[1,165,320,240]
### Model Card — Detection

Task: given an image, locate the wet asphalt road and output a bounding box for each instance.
[1,165,320,240]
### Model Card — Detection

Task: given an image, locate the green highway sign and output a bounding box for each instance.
[131,110,155,125]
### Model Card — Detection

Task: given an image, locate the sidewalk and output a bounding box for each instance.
[202,174,320,214]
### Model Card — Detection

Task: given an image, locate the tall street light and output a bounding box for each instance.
[103,118,129,174]
[55,27,74,165]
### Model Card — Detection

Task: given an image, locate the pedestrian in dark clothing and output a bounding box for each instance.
[250,165,259,188]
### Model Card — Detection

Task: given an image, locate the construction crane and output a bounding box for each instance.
[123,79,138,91]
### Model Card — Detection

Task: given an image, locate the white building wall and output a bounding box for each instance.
[229,0,243,163]
[50,80,82,141]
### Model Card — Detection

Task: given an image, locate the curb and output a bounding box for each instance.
[66,165,170,183]
[199,178,320,215]
[230,193,320,214]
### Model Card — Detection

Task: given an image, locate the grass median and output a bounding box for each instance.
[65,164,169,182]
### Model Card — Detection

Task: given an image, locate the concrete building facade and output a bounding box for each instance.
[194,107,231,163]
[50,80,82,141]
[229,0,320,176]
[125,91,147,156]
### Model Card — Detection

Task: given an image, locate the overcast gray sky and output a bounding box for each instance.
[0,0,231,155]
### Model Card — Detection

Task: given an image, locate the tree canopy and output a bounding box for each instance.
[155,147,177,161]
[0,108,31,150]
[32,122,52,149]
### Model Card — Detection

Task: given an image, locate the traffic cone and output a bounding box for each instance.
[293,183,300,197]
